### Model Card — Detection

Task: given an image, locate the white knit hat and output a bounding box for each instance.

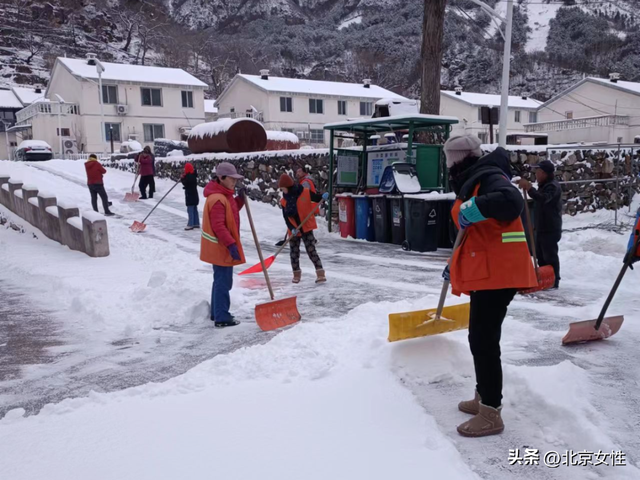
[444,135,483,168]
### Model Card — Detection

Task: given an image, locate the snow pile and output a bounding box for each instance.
[17,140,52,150]
[338,14,362,30]
[188,118,263,139]
[266,131,299,143]
[81,211,104,223]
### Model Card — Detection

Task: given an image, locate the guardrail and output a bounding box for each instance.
[524,115,629,133]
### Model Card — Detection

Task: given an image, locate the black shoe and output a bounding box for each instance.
[140,196,148,200]
[185,226,194,231]
[104,211,115,217]
[214,319,240,328]
[108,201,113,207]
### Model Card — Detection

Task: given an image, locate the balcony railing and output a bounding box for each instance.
[16,101,80,125]
[524,115,629,133]
[216,111,264,123]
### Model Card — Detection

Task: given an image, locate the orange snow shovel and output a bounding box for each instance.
[124,163,140,202]
[130,179,181,232]
[519,189,556,294]
[388,228,470,342]
[243,192,301,331]
[239,200,324,275]
[561,235,638,345]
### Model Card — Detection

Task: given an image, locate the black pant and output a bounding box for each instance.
[468,288,517,409]
[139,175,155,198]
[88,184,110,213]
[536,232,561,287]
[290,231,323,271]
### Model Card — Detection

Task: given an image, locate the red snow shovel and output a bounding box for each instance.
[124,163,140,202]
[130,179,181,232]
[519,189,556,294]
[561,236,638,345]
[243,192,301,331]
[239,200,324,276]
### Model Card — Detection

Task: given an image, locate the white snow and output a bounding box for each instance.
[404,192,456,201]
[338,14,362,30]
[0,89,23,109]
[166,149,184,157]
[22,184,38,191]
[38,191,56,199]
[266,131,300,143]
[45,206,59,217]
[188,118,263,139]
[8,178,22,185]
[238,74,408,100]
[441,91,542,109]
[524,1,564,53]
[11,86,46,106]
[66,217,83,230]
[82,211,104,223]
[56,200,77,210]
[13,189,23,198]
[17,140,52,150]
[1,184,8,192]
[28,197,39,207]
[57,58,208,87]
[587,77,640,95]
[204,99,218,113]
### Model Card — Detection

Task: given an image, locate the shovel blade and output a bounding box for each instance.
[239,256,276,275]
[388,302,470,342]
[130,221,146,233]
[562,315,624,345]
[255,296,301,331]
[519,266,556,294]
[124,192,140,202]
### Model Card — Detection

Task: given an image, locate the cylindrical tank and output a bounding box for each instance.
[188,118,267,154]
[265,131,300,151]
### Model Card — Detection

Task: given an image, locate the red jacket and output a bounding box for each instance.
[136,153,155,176]
[204,181,244,247]
[85,159,106,185]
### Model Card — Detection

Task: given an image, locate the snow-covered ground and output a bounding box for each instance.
[0,159,639,479]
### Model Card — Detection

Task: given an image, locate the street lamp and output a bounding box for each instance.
[2,121,10,161]
[95,58,107,154]
[54,94,65,160]
[468,0,514,147]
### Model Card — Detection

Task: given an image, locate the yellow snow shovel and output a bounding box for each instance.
[388,228,470,342]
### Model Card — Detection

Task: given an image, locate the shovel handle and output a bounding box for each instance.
[522,189,539,270]
[139,179,180,224]
[243,192,276,301]
[273,200,325,259]
[435,227,466,321]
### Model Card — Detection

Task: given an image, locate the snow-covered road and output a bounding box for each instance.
[0,160,638,479]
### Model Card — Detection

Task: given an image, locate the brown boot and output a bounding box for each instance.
[315,269,326,284]
[457,403,504,438]
[292,270,301,284]
[458,390,481,415]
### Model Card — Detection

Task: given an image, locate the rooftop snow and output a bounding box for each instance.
[57,58,208,87]
[188,118,262,139]
[11,86,46,105]
[441,91,542,109]
[237,74,408,100]
[0,89,23,109]
[204,99,218,113]
[588,77,640,96]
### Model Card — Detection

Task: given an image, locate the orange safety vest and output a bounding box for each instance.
[301,175,317,194]
[200,194,246,267]
[450,184,537,296]
[280,188,318,233]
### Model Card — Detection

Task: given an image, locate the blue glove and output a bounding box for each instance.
[442,265,450,281]
[322,192,329,201]
[291,228,299,236]
[458,197,487,230]
[228,243,241,261]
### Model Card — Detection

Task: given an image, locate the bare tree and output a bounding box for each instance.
[25,34,44,64]
[420,0,447,114]
[137,22,167,65]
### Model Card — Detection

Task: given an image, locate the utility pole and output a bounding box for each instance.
[54,94,65,160]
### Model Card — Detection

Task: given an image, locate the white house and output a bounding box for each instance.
[15,55,208,155]
[214,71,408,146]
[0,86,46,159]
[204,99,218,122]
[525,76,640,145]
[440,90,543,144]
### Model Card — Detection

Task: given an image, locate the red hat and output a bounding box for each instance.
[184,162,194,174]
[278,174,295,188]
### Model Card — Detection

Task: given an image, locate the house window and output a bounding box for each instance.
[529,111,538,124]
[141,88,162,106]
[280,97,293,112]
[310,129,325,144]
[102,85,118,105]
[478,108,483,122]
[360,101,373,116]
[514,110,521,123]
[105,123,121,142]
[143,124,165,142]
[565,111,573,120]
[56,128,71,136]
[309,99,324,114]
[338,100,347,116]
[230,107,235,113]
[181,91,194,108]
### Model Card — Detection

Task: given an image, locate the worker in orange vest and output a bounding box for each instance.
[278,174,328,284]
[442,135,537,438]
[200,162,246,328]
[295,167,317,193]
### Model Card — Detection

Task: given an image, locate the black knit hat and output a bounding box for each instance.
[534,160,555,175]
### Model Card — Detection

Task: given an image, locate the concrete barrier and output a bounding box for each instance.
[0,175,110,257]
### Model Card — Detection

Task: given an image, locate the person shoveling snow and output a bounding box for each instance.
[84,154,114,217]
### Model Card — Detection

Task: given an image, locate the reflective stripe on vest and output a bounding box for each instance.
[201,230,219,244]
[502,232,527,243]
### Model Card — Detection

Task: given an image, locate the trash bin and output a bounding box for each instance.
[389,195,405,245]
[436,198,455,249]
[402,196,439,252]
[371,195,391,243]
[354,196,375,241]
[336,194,356,239]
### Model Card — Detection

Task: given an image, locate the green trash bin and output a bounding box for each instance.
[402,196,439,252]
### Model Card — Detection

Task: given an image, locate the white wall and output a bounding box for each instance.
[0,131,18,160]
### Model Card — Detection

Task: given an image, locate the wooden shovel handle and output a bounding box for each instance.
[435,227,466,321]
[139,179,180,224]
[243,192,276,301]
[273,200,325,259]
[522,189,539,271]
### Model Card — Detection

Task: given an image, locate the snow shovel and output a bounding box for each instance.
[388,228,470,342]
[130,179,181,232]
[239,200,324,276]
[243,192,301,332]
[124,163,140,202]
[561,235,638,345]
[519,189,556,294]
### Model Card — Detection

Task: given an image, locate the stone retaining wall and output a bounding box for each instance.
[0,175,110,257]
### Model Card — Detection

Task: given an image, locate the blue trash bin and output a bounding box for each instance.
[355,196,375,241]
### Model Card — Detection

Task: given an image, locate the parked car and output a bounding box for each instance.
[15,140,53,161]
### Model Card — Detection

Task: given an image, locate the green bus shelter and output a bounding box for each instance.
[323,114,459,232]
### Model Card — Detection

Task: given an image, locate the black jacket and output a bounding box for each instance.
[453,147,523,223]
[282,184,323,231]
[181,171,199,206]
[528,176,562,234]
